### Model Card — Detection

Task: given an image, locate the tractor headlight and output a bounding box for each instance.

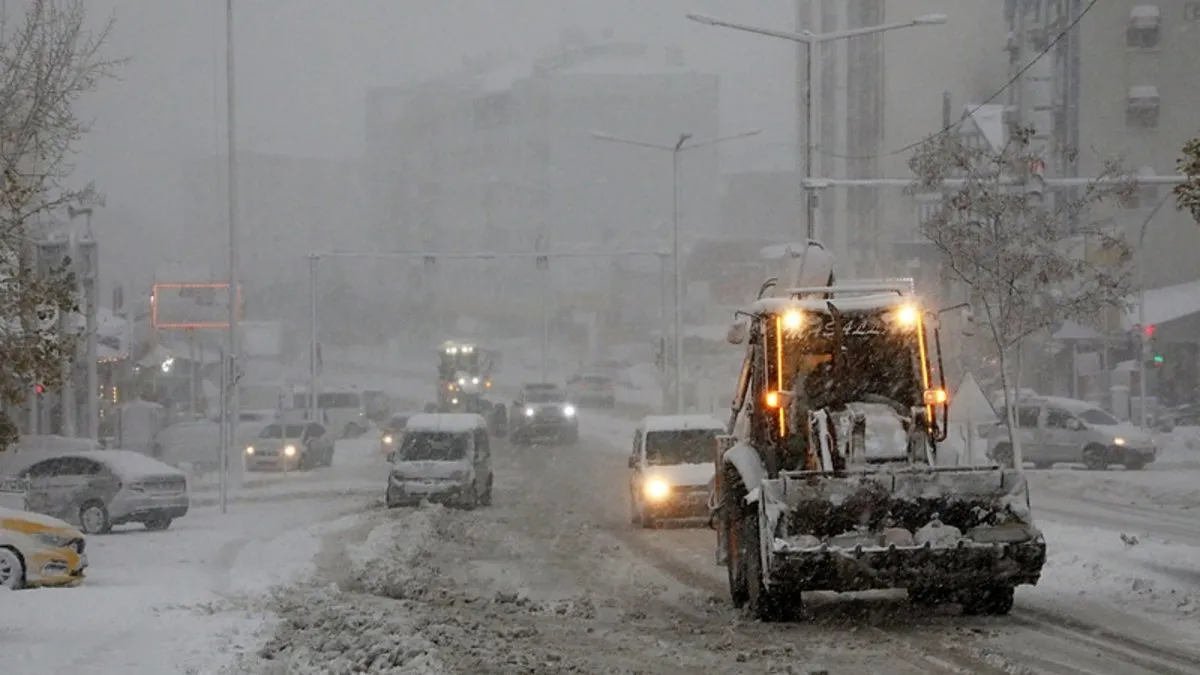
[1113,437,1126,446]
[382,435,394,445]
[781,309,803,331]
[471,376,480,385]
[893,304,920,327]
[524,406,535,417]
[562,404,576,417]
[244,446,254,455]
[284,445,297,457]
[644,479,670,501]
[457,377,466,386]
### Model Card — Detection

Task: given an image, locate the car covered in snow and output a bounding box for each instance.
[386,414,493,509]
[244,421,334,471]
[17,450,189,534]
[566,372,617,408]
[510,383,578,445]
[0,506,87,589]
[628,415,725,528]
[986,396,1157,470]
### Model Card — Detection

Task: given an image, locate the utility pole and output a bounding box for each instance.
[590,129,760,413]
[219,0,238,515]
[688,11,947,246]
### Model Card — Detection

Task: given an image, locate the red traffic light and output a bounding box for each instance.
[34,384,45,394]
[1144,324,1156,338]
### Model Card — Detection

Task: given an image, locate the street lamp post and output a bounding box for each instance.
[687,12,948,242]
[590,129,761,413]
[67,205,100,440]
[219,0,239,515]
[1135,193,1172,431]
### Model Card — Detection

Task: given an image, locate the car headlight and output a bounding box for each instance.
[472,377,480,384]
[458,377,466,386]
[644,479,670,501]
[33,532,76,548]
[1113,437,1126,446]
[562,404,576,417]
[382,435,394,445]
[524,407,535,417]
[245,446,254,455]
[284,445,297,456]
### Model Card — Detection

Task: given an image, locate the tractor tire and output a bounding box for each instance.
[961,585,1015,616]
[723,468,749,608]
[741,508,797,622]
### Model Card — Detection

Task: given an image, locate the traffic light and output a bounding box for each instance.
[1144,324,1156,338]
[1153,354,1165,365]
[34,384,44,395]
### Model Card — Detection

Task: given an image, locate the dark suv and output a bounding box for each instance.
[510,383,579,445]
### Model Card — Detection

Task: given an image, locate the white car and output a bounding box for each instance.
[293,387,368,438]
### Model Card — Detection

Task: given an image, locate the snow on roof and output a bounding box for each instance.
[749,291,912,315]
[1021,395,1103,414]
[639,414,726,433]
[1130,5,1160,23]
[0,506,74,531]
[403,414,487,433]
[1122,278,1200,329]
[1128,85,1159,100]
[74,450,186,478]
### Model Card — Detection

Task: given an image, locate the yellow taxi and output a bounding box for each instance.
[0,505,87,589]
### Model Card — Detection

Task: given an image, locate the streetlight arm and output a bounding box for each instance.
[811,18,947,42]
[590,131,676,151]
[679,129,762,151]
[688,12,947,44]
[687,13,812,43]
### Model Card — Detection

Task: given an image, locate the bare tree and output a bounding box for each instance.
[1175,138,1200,225]
[0,1,120,449]
[907,126,1135,470]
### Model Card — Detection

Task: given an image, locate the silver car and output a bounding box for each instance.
[19,450,189,534]
[244,421,335,471]
[987,396,1157,470]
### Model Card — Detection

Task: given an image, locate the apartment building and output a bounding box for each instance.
[793,0,1006,274]
[365,33,720,330]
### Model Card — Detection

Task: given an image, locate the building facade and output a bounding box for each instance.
[365,33,721,336]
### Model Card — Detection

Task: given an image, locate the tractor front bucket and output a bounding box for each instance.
[758,466,1046,593]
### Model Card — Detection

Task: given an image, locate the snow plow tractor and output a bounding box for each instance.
[428,341,508,438]
[712,277,1046,621]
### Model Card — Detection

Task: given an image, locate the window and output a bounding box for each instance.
[1016,407,1041,428]
[1078,408,1119,426]
[398,432,469,461]
[1045,409,1072,429]
[1126,85,1160,129]
[472,92,513,131]
[632,430,643,457]
[1127,5,1161,49]
[644,430,717,465]
[304,423,325,439]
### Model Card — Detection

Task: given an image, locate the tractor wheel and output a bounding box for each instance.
[741,508,797,622]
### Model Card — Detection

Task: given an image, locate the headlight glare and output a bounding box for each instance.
[284,445,297,456]
[524,406,535,417]
[562,404,576,417]
[245,446,254,455]
[644,479,670,501]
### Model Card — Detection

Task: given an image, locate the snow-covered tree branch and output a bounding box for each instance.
[0,0,120,449]
[906,125,1135,470]
[1175,137,1200,225]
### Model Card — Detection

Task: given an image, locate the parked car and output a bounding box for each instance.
[18,450,189,534]
[244,421,335,471]
[567,373,617,408]
[985,396,1157,470]
[0,506,87,589]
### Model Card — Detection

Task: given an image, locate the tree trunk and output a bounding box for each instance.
[996,347,1024,471]
[1010,342,1026,471]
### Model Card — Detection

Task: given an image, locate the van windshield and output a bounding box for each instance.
[645,429,716,465]
[259,423,307,439]
[398,432,469,461]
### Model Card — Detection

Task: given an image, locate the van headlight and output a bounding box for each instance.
[524,407,535,417]
[562,404,576,418]
[245,446,254,455]
[1113,437,1126,446]
[284,445,297,456]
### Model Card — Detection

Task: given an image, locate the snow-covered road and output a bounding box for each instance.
[10,363,1200,673]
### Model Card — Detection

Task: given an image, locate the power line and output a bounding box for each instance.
[822,0,1100,162]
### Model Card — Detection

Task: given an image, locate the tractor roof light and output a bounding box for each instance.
[780,309,804,331]
[893,304,920,328]
[923,388,948,405]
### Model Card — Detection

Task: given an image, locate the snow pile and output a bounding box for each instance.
[227,512,365,595]
[1035,521,1200,627]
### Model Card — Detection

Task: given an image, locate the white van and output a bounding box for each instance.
[386,414,493,509]
[292,386,368,438]
[628,414,725,528]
